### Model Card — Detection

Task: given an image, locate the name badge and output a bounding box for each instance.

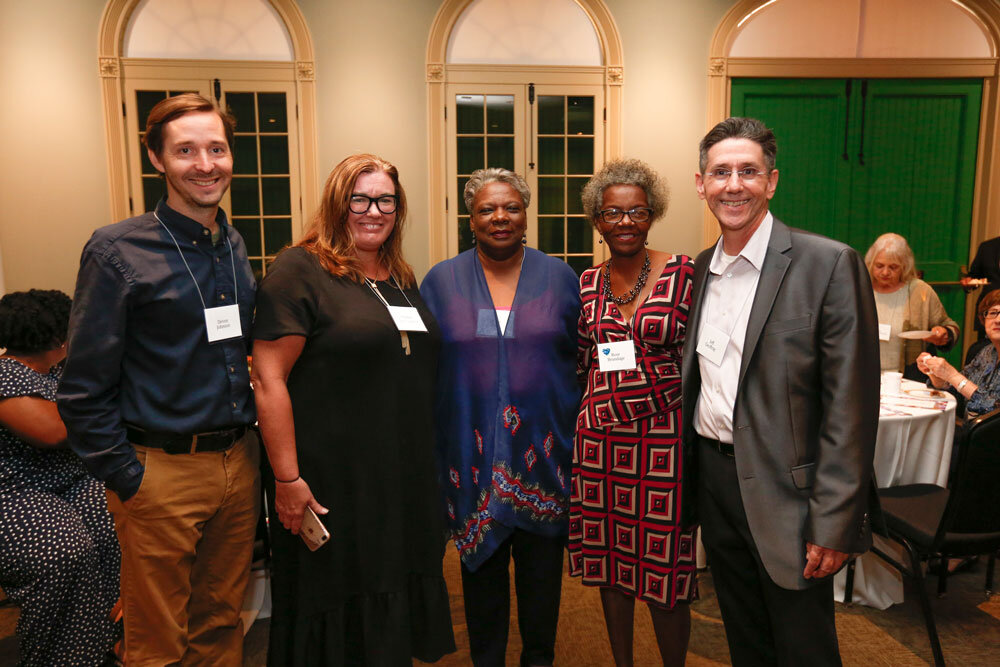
[204,304,243,343]
[878,322,891,341]
[387,306,428,332]
[696,322,729,367]
[597,339,637,372]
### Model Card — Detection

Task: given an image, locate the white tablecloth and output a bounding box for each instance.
[833,378,957,609]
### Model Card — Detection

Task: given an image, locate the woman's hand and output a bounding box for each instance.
[274,477,329,535]
[917,352,958,388]
[923,325,950,346]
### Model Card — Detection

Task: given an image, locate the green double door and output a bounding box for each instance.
[732,78,982,364]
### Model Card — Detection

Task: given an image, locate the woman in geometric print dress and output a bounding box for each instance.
[421,168,580,667]
[0,290,120,667]
[568,159,696,667]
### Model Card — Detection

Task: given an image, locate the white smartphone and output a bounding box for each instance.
[299,506,330,551]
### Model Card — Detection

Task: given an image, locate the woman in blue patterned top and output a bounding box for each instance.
[917,289,1000,417]
[421,168,581,667]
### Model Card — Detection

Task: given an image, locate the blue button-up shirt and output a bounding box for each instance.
[57,200,256,500]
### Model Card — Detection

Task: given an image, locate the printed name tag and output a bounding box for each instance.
[878,322,891,342]
[204,304,243,343]
[597,339,637,372]
[696,322,729,367]
[387,306,428,332]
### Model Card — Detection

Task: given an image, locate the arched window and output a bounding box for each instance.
[728,0,992,58]
[447,0,602,66]
[123,0,294,60]
[99,0,318,281]
[427,0,624,271]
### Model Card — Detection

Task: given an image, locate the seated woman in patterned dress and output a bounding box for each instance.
[0,290,120,666]
[916,288,1000,574]
[421,168,581,666]
[917,288,1000,418]
[568,159,697,667]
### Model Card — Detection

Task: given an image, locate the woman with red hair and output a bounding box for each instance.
[252,154,455,665]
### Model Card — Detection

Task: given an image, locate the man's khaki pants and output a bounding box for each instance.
[106,432,260,666]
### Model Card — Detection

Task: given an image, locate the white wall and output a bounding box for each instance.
[0,0,112,294]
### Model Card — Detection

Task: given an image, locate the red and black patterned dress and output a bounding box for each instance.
[568,254,698,608]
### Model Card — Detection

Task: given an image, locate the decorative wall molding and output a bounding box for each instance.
[426,63,444,82]
[98,57,120,78]
[295,60,314,81]
[606,66,623,85]
[708,58,725,77]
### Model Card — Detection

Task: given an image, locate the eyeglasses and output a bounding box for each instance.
[984,308,1000,320]
[349,194,398,215]
[597,207,653,224]
[706,168,771,183]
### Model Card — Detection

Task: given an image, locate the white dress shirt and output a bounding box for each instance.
[694,212,774,444]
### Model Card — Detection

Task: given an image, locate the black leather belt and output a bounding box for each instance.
[126,425,246,454]
[698,435,735,458]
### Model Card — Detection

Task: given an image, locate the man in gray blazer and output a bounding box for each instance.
[681,117,880,666]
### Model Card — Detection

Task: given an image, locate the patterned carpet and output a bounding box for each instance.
[407,548,1000,666]
[244,548,1000,666]
[3,548,999,665]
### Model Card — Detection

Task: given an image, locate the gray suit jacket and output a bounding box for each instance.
[681,218,882,590]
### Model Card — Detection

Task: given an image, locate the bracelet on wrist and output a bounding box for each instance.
[956,378,968,392]
[275,475,300,483]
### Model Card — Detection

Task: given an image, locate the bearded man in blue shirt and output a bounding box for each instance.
[58,93,259,666]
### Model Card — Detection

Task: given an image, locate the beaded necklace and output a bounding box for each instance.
[602,250,651,305]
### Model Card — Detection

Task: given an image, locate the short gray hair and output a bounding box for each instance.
[580,158,669,227]
[699,117,777,173]
[864,232,917,284]
[463,168,530,212]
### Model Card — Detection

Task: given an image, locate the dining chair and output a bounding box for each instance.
[870,406,1000,667]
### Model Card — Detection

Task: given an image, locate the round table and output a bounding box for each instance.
[833,378,957,609]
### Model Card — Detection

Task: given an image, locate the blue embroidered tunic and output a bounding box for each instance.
[421,248,581,571]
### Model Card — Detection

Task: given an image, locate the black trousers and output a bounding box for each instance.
[697,439,841,667]
[460,529,565,667]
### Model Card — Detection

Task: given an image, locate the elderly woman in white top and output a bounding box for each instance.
[865,233,959,373]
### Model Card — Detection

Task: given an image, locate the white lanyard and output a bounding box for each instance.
[366,276,426,355]
[155,212,242,343]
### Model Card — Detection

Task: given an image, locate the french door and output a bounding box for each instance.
[123,77,303,282]
[446,82,604,274]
